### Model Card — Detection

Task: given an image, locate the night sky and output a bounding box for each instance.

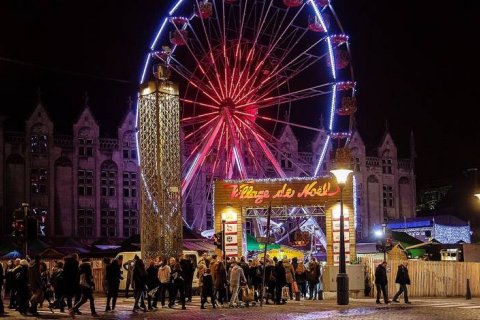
[1,0,480,190]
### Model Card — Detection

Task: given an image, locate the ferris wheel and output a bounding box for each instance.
[139,0,356,236]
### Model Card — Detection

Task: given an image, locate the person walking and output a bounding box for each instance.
[228,261,246,308]
[197,260,206,306]
[169,259,186,310]
[295,261,307,299]
[28,255,43,316]
[146,260,160,310]
[69,257,97,318]
[283,257,295,300]
[392,261,411,304]
[63,253,80,312]
[214,259,227,306]
[307,257,319,300]
[200,268,216,309]
[132,255,147,312]
[105,258,122,312]
[15,260,30,316]
[374,261,390,304]
[51,261,65,312]
[179,254,194,303]
[5,259,16,310]
[123,259,135,298]
[157,258,171,308]
[274,258,287,305]
[264,259,276,305]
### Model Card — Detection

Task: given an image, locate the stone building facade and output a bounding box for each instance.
[0,103,140,240]
[0,102,416,242]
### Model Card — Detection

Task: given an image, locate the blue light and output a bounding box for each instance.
[314,135,330,176]
[150,18,168,50]
[328,84,336,131]
[140,53,151,84]
[169,0,184,16]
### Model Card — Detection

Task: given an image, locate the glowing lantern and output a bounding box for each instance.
[308,14,330,32]
[171,16,189,26]
[330,34,349,45]
[170,30,189,46]
[283,0,303,7]
[336,96,357,116]
[336,81,355,91]
[197,1,213,19]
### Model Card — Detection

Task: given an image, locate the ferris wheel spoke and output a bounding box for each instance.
[167,58,221,104]
[236,110,323,133]
[237,82,334,110]
[234,4,306,101]
[237,35,329,102]
[171,22,224,102]
[224,110,248,179]
[194,0,228,99]
[230,0,249,97]
[181,111,218,125]
[182,115,225,195]
[180,98,219,110]
[231,0,273,99]
[184,115,219,140]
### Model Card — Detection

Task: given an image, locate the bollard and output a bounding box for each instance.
[466,279,472,300]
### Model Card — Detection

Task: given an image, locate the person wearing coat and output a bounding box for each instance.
[62,253,80,311]
[132,256,147,312]
[146,259,161,310]
[50,261,65,312]
[123,259,135,298]
[70,257,97,317]
[295,261,307,299]
[169,259,186,310]
[197,260,207,304]
[274,259,287,304]
[374,261,390,304]
[214,260,227,306]
[229,262,246,307]
[306,257,319,300]
[264,259,276,304]
[283,257,295,300]
[28,255,43,316]
[105,258,122,312]
[15,260,30,316]
[157,258,171,308]
[200,268,216,309]
[392,262,411,304]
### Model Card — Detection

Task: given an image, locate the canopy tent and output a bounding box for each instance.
[267,245,304,261]
[247,234,280,251]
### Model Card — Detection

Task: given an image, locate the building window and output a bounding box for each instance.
[78,138,94,157]
[123,172,137,198]
[382,159,393,174]
[78,170,94,196]
[123,209,138,238]
[101,170,116,197]
[383,185,394,208]
[101,210,116,237]
[78,208,94,237]
[31,134,47,154]
[281,153,293,169]
[31,168,47,194]
[245,220,253,235]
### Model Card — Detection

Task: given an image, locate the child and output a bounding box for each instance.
[201,268,216,309]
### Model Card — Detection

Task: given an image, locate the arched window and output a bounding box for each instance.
[78,127,94,157]
[122,131,137,161]
[382,150,392,174]
[30,124,47,154]
[101,160,118,197]
[367,175,379,183]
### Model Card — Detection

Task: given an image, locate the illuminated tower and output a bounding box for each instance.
[137,68,182,261]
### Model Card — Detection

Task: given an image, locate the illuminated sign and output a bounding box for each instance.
[227,180,339,205]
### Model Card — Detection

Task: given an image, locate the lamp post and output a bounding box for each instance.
[330,168,353,305]
[381,223,387,261]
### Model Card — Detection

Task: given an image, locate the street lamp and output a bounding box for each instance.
[474,193,480,200]
[381,223,387,261]
[330,166,353,306]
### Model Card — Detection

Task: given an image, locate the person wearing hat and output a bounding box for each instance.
[69,257,97,317]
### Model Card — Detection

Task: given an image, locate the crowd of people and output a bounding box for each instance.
[0,253,326,317]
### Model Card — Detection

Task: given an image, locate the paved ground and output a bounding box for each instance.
[2,296,480,319]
